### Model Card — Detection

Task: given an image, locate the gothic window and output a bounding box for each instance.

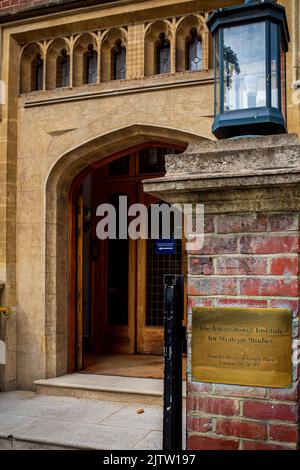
[186,28,202,71]
[111,39,126,80]
[56,48,70,88]
[155,33,170,74]
[31,53,43,91]
[83,44,98,84]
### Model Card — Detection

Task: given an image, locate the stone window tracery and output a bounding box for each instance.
[186,28,202,71]
[101,28,127,82]
[176,14,209,72]
[144,20,173,76]
[20,43,44,93]
[46,38,70,90]
[19,12,210,93]
[74,34,99,87]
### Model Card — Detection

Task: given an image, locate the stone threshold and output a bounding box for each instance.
[34,373,187,405]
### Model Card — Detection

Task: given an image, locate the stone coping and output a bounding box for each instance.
[143,134,300,198]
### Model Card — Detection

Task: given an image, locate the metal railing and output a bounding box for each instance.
[163,274,184,451]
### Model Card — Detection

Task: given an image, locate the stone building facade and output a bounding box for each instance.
[0,0,300,451]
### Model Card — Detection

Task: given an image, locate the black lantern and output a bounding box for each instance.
[207,0,290,139]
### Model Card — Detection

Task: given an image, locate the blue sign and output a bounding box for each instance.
[155,239,176,255]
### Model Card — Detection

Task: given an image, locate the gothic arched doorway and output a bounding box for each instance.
[68,142,187,377]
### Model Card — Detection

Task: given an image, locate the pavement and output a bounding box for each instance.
[0,391,186,450]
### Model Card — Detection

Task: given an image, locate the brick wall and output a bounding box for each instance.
[0,0,48,12]
[187,212,300,450]
[0,0,75,14]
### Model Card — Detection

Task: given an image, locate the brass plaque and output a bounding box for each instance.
[192,307,292,388]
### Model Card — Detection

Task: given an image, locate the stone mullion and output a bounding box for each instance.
[42,41,47,91]
[69,36,74,88]
[97,31,102,84]
[170,18,176,74]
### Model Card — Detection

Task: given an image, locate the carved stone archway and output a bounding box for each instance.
[44,124,211,379]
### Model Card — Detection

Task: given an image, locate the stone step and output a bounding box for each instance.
[35,373,187,405]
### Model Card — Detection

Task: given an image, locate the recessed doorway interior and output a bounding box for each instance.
[69,144,187,379]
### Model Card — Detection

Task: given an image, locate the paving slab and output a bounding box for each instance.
[0,391,170,450]
[102,404,163,431]
[13,418,151,450]
[0,394,75,419]
[53,399,127,425]
[0,414,39,437]
[132,431,163,450]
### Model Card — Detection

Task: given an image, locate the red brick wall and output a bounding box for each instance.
[0,0,48,12]
[0,0,74,14]
[187,212,299,450]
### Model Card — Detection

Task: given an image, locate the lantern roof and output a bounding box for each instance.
[207,0,289,52]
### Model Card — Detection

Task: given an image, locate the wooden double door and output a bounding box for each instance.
[75,147,184,368]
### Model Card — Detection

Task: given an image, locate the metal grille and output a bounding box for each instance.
[146,237,182,327]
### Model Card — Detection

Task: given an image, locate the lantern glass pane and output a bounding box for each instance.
[215,31,220,114]
[280,42,286,119]
[223,22,266,112]
[271,23,279,108]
